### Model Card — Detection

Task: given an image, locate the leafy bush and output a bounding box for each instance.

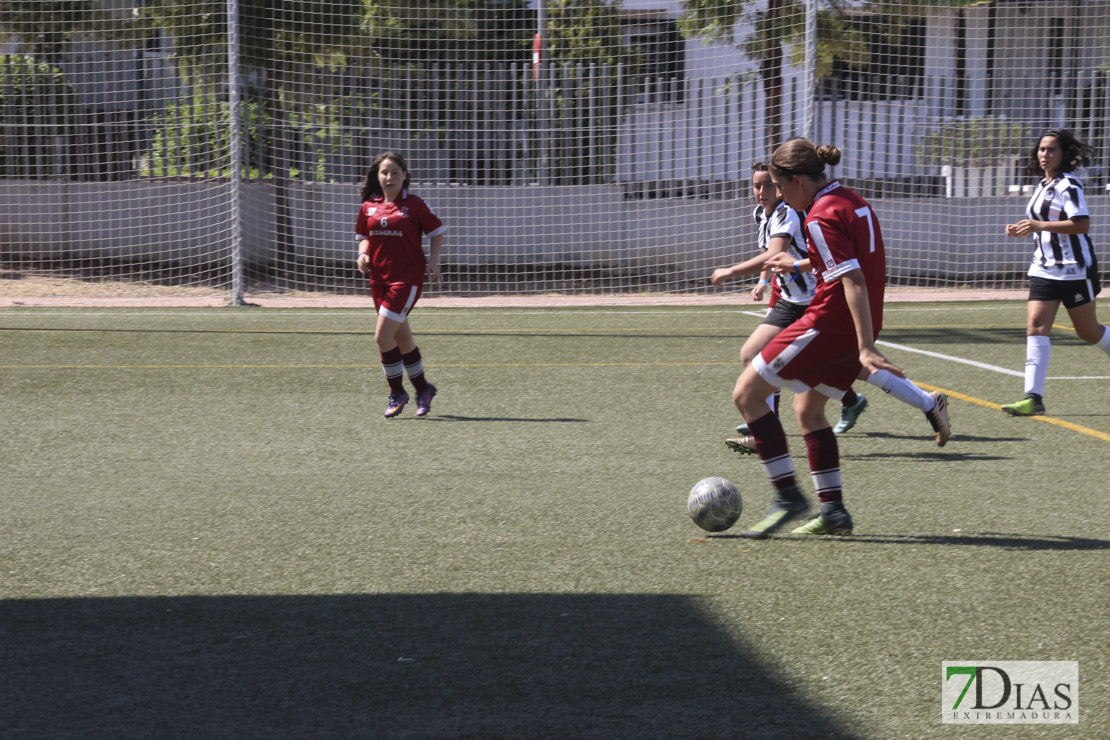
[0,54,79,179]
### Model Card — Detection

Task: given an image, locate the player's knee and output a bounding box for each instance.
[1076,325,1104,344]
[374,329,396,350]
[733,378,763,414]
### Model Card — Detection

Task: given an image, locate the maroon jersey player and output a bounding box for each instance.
[731,138,906,538]
[355,152,446,418]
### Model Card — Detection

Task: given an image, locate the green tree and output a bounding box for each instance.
[543,0,632,184]
[138,1,532,272]
[365,0,532,62]
[678,0,980,154]
[0,54,79,179]
[0,1,116,59]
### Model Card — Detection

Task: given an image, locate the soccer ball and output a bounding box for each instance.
[687,476,743,532]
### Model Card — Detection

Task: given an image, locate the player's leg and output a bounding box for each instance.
[393,319,436,416]
[1002,298,1058,416]
[832,384,868,433]
[1064,295,1110,351]
[391,305,437,418]
[856,367,950,446]
[732,359,811,539]
[790,387,853,536]
[375,311,410,417]
[734,323,785,438]
[375,283,427,418]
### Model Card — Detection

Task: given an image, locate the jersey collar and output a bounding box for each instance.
[812,180,840,205]
[372,188,408,204]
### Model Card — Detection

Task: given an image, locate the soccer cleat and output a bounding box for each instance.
[924,390,951,446]
[735,422,751,435]
[791,509,854,536]
[725,435,757,455]
[384,391,409,418]
[833,393,869,434]
[737,495,810,539]
[415,384,437,417]
[1001,396,1045,417]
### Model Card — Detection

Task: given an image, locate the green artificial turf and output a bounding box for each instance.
[1,302,1106,738]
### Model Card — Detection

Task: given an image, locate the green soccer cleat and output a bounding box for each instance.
[791,510,854,536]
[725,435,757,455]
[833,393,868,433]
[1001,396,1045,416]
[737,496,810,539]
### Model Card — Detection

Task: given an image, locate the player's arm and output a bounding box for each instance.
[765,252,811,274]
[841,269,904,378]
[750,265,773,301]
[710,234,791,287]
[1006,216,1089,238]
[427,233,444,285]
[356,236,371,274]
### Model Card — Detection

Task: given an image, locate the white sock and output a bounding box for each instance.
[1097,326,1110,355]
[865,369,934,412]
[1025,335,1051,397]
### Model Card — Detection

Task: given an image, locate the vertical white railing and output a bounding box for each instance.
[226,0,247,306]
[803,0,817,142]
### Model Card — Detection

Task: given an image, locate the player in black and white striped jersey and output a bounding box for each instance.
[1002,129,1110,416]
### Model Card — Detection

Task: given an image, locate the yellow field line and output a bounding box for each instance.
[916,382,1110,443]
[0,361,742,370]
[0,324,1028,335]
[4,361,1105,441]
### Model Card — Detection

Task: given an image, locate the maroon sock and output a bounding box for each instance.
[841,388,858,407]
[402,347,429,394]
[748,411,797,493]
[380,347,405,394]
[804,427,842,503]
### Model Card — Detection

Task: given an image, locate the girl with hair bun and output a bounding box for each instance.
[729,138,947,539]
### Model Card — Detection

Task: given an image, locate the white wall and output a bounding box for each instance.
[3,181,1107,285]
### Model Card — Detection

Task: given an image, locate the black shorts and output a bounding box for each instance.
[760,299,809,328]
[1028,274,1102,309]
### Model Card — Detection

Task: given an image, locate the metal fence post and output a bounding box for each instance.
[802,0,817,142]
[227,0,249,306]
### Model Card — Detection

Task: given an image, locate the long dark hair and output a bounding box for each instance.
[1025,129,1093,176]
[360,151,410,201]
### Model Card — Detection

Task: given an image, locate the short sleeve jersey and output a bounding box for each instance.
[794,181,886,337]
[355,189,445,285]
[1025,173,1097,281]
[754,202,816,305]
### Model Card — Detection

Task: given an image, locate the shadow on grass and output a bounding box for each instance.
[841,450,1013,462]
[426,414,588,423]
[845,532,1110,551]
[712,532,1109,551]
[854,431,1029,444]
[0,594,862,739]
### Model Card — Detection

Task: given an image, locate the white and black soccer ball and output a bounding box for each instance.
[687,476,743,532]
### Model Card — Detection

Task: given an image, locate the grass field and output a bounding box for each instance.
[1,301,1107,738]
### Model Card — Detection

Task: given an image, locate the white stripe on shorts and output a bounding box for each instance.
[752,327,819,393]
[378,285,420,322]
